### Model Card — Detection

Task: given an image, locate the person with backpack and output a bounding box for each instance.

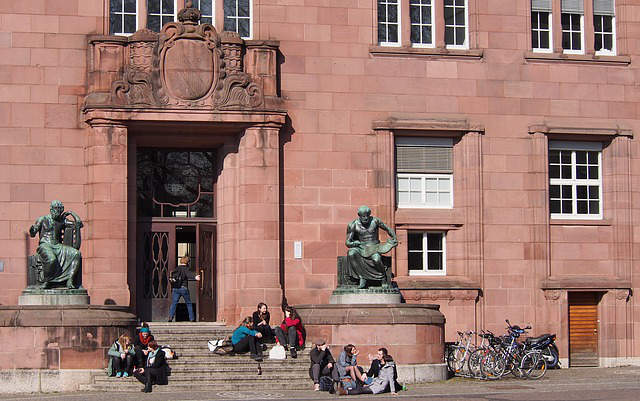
[309,338,339,391]
[167,256,200,322]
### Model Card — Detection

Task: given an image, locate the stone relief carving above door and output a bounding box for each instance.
[97,2,263,110]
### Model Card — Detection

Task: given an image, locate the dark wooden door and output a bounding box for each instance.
[568,292,599,367]
[137,222,176,322]
[197,223,216,321]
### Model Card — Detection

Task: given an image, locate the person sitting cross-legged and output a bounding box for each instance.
[133,340,169,393]
[309,338,339,391]
[231,316,264,361]
[338,355,397,396]
[367,347,403,390]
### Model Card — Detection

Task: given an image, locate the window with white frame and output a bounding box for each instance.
[561,0,584,53]
[531,0,552,52]
[396,137,453,208]
[378,0,400,45]
[408,231,446,275]
[410,0,434,47]
[147,0,177,32]
[549,141,602,219]
[110,0,138,35]
[193,0,214,25]
[594,0,615,54]
[224,0,251,39]
[444,0,467,48]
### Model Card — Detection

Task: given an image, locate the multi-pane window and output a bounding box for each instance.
[224,0,251,39]
[408,232,446,275]
[378,0,400,45]
[444,0,467,48]
[549,141,602,219]
[410,0,434,47]
[193,0,214,25]
[561,0,584,53]
[531,0,552,52]
[594,0,615,54]
[396,137,453,208]
[147,0,177,32]
[110,0,138,35]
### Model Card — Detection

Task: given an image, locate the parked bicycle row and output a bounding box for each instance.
[445,320,560,381]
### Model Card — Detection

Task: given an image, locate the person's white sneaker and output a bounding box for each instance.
[314,383,320,391]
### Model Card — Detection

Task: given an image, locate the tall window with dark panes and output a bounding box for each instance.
[444,0,467,48]
[561,0,584,53]
[410,0,434,47]
[408,232,446,275]
[531,0,552,52]
[378,0,400,45]
[110,0,138,35]
[147,0,176,32]
[224,0,251,39]
[549,141,602,219]
[193,0,214,25]
[594,0,615,54]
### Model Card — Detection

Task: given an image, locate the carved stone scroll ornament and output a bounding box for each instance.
[110,2,263,109]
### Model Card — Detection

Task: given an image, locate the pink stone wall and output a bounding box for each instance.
[2,0,640,365]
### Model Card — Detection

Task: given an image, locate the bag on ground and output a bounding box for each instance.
[269,344,286,359]
[319,376,334,391]
[161,346,175,359]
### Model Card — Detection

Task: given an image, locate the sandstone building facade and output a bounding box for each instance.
[0,0,639,368]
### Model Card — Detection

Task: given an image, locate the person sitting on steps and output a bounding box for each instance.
[367,347,403,390]
[107,333,135,378]
[231,316,264,361]
[309,338,339,391]
[133,325,155,370]
[133,340,170,393]
[338,355,397,396]
[274,305,304,358]
[252,302,275,346]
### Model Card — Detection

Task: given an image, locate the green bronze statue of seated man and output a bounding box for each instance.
[29,200,83,289]
[345,206,398,289]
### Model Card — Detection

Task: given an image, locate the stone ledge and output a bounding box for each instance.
[0,369,101,394]
[296,304,444,325]
[0,305,137,327]
[397,363,447,384]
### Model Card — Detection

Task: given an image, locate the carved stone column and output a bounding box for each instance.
[216,124,282,323]
[84,120,130,306]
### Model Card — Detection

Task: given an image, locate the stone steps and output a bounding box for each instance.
[85,323,314,392]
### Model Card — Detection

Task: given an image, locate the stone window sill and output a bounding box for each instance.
[549,219,612,226]
[524,51,631,66]
[395,276,481,291]
[370,46,483,60]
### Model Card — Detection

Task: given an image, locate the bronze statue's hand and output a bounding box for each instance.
[29,226,37,237]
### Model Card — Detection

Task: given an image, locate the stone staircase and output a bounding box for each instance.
[82,322,314,392]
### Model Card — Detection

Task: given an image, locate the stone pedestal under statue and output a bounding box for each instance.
[19,288,89,305]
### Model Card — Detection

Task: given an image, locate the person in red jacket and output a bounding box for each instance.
[275,306,304,358]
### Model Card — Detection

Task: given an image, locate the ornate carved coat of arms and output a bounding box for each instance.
[111,4,262,110]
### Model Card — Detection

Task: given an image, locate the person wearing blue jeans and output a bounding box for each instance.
[168,256,200,322]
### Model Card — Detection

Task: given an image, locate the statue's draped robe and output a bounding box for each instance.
[33,215,80,285]
[345,218,395,282]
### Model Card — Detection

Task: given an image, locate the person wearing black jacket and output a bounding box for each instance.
[167,256,200,322]
[309,338,338,391]
[367,347,402,390]
[133,340,170,393]
[252,303,274,343]
[133,325,155,369]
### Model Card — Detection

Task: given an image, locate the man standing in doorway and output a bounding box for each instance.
[168,256,200,322]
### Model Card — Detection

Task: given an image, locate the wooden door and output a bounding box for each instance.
[137,222,176,322]
[568,292,599,367]
[197,224,216,321]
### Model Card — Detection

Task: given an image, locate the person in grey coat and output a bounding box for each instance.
[338,355,397,396]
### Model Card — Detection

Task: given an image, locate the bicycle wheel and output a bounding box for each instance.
[447,347,467,374]
[468,349,484,378]
[521,351,547,380]
[480,350,505,380]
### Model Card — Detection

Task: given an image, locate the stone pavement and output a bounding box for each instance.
[1,366,640,400]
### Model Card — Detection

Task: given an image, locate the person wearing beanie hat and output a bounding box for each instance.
[309,339,338,391]
[133,323,155,369]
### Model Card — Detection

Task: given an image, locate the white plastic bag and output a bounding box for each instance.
[161,346,175,359]
[207,340,217,352]
[269,344,286,360]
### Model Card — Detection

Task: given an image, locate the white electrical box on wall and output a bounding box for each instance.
[294,241,302,259]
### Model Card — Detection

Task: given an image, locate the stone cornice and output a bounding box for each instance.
[372,118,485,133]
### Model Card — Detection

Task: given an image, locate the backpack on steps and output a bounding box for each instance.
[319,376,334,391]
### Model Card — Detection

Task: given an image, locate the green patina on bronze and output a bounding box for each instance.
[27,200,84,290]
[343,205,398,290]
